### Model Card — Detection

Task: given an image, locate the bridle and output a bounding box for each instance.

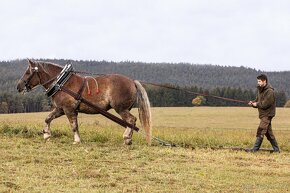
[21,65,57,92]
[20,66,41,92]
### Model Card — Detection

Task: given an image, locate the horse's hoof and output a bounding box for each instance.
[124,139,132,145]
[43,133,51,140]
[73,141,81,145]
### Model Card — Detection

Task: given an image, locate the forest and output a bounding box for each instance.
[0,59,288,113]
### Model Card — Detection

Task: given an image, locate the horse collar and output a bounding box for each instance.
[46,64,74,97]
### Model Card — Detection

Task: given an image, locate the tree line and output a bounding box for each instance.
[0,91,50,113]
[0,59,289,113]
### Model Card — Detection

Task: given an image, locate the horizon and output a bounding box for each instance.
[1,58,289,73]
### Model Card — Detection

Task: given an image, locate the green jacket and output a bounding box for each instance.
[254,84,276,118]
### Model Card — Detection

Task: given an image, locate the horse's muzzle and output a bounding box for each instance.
[16,82,25,93]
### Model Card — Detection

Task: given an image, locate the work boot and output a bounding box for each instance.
[269,138,280,153]
[246,137,263,152]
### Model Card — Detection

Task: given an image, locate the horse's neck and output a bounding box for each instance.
[40,62,63,89]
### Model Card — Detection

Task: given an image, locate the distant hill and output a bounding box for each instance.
[2,59,289,97]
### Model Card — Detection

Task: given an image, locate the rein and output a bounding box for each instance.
[140,82,249,104]
[74,70,249,104]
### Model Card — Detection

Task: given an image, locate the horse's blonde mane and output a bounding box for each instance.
[36,61,63,74]
[38,61,64,68]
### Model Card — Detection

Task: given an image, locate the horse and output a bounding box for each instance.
[16,59,152,145]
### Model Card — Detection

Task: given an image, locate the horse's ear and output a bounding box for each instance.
[27,59,35,67]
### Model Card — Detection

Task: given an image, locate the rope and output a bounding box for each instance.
[74,70,249,104]
[74,71,106,76]
[73,70,251,148]
[210,147,276,152]
[138,129,178,147]
[140,81,249,104]
[68,70,288,152]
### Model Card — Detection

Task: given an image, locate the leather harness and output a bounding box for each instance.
[45,64,139,132]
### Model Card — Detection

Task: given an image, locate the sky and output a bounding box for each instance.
[0,0,289,71]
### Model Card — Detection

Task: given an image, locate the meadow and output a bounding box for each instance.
[0,107,290,192]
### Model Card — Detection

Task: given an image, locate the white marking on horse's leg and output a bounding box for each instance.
[68,115,81,144]
[123,127,133,145]
[43,119,51,141]
[73,132,81,144]
[43,108,64,141]
[43,132,51,140]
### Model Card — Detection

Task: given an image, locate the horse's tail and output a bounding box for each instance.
[134,80,152,145]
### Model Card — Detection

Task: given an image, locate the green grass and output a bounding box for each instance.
[0,107,290,192]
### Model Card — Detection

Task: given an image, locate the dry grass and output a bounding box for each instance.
[0,107,290,192]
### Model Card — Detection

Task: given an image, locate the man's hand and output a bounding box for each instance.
[248,101,257,107]
[252,102,257,107]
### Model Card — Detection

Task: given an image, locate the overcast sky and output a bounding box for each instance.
[0,0,289,71]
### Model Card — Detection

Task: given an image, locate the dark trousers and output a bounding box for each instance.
[256,116,276,140]
[250,116,280,152]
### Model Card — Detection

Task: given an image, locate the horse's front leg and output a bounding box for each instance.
[44,107,64,140]
[65,111,81,144]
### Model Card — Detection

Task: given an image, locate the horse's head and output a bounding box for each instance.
[17,59,42,93]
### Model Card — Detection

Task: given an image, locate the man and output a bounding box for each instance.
[248,74,280,152]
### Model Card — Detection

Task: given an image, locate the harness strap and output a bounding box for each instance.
[60,86,139,132]
[74,77,87,111]
[76,78,87,100]
[44,64,140,132]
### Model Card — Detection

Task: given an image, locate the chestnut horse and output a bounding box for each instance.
[17,60,152,145]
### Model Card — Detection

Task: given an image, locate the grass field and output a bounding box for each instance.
[0,107,290,192]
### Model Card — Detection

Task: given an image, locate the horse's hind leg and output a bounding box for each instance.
[118,110,137,145]
[43,107,64,140]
